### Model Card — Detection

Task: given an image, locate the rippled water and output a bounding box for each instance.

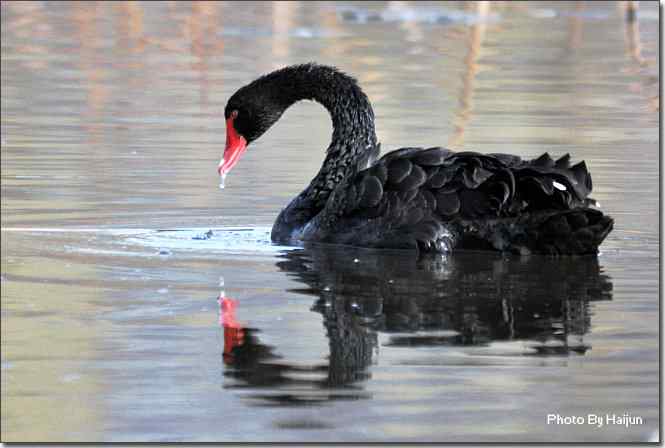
[1,1,659,443]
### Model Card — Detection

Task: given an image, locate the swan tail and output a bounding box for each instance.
[524,208,614,255]
[460,208,614,255]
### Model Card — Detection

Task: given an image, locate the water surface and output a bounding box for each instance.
[1,1,659,442]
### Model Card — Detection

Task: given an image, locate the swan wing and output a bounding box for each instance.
[312,148,599,251]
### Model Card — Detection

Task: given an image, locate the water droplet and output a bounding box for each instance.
[219,171,227,189]
[158,288,169,294]
[219,276,225,287]
[388,279,394,284]
[323,286,331,292]
[353,258,360,263]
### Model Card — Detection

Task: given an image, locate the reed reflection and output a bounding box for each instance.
[220,247,612,406]
[447,0,491,148]
[618,1,659,112]
[567,1,585,50]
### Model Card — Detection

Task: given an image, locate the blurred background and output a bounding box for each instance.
[1,1,660,443]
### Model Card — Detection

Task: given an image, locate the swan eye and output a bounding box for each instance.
[231,110,239,119]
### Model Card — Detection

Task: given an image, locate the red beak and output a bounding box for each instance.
[218,117,247,176]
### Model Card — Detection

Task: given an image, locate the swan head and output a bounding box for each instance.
[218,73,291,177]
[217,63,371,178]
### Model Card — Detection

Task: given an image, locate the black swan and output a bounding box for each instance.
[219,63,613,255]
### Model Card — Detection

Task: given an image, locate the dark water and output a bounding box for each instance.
[1,1,659,442]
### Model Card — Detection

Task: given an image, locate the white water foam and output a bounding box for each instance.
[124,227,296,254]
[3,226,298,257]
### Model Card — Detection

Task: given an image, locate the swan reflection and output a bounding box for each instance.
[220,247,612,405]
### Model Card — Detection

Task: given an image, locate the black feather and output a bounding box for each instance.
[399,188,419,204]
[371,163,388,184]
[435,192,460,216]
[412,147,451,166]
[533,152,555,168]
[571,161,592,191]
[359,175,383,208]
[489,153,522,166]
[439,180,463,194]
[387,159,412,184]
[403,208,425,226]
[459,190,493,218]
[426,169,454,189]
[472,166,494,186]
[421,190,437,210]
[398,164,427,190]
[413,221,441,242]
[555,153,571,169]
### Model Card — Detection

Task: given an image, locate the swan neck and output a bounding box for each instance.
[270,65,379,243]
[284,65,377,150]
